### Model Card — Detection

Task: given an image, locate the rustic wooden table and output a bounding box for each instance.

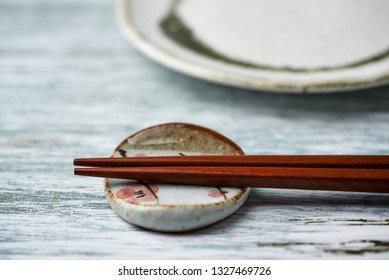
[1,0,389,259]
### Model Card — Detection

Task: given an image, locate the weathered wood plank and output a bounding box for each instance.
[1,0,389,259]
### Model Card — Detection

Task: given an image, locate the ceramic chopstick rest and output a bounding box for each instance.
[104,123,250,232]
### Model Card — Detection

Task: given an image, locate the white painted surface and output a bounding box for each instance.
[1,0,389,259]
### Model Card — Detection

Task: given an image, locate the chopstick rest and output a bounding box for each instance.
[100,123,249,232]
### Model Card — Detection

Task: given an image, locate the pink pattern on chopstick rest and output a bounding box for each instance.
[208,189,225,198]
[116,183,159,204]
[116,187,135,199]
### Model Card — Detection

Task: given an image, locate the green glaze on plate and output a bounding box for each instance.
[160,0,389,73]
[117,0,389,92]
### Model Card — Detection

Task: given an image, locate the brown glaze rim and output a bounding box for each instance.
[112,122,244,156]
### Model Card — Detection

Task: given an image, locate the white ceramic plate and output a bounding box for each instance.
[117,0,389,93]
[105,123,249,232]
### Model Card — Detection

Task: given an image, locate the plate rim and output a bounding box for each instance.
[116,0,389,93]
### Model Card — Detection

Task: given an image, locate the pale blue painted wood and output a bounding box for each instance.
[1,0,389,259]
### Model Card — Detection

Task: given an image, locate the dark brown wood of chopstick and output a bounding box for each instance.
[74,155,389,168]
[74,166,389,193]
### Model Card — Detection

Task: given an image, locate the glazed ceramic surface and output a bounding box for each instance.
[117,0,389,93]
[105,123,249,231]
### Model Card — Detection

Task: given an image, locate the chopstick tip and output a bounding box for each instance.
[73,158,85,166]
[74,168,85,176]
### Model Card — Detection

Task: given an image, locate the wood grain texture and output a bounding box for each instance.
[1,0,389,259]
[73,155,389,168]
[75,166,389,193]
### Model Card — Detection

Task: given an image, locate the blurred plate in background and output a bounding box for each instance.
[117,0,389,93]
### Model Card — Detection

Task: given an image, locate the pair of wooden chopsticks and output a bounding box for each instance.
[74,155,389,193]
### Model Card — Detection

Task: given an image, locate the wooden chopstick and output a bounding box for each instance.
[74,166,389,193]
[73,155,389,168]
